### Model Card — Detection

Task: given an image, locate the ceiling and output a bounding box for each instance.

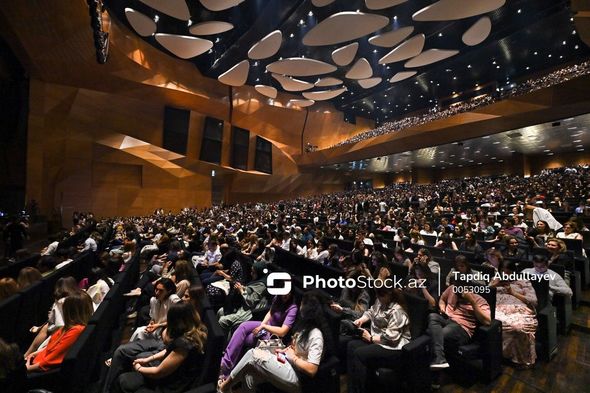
[105,0,590,125]
[323,113,590,172]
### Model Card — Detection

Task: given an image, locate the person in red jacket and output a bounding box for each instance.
[25,291,93,372]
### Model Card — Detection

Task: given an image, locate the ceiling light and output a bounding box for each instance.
[308,11,313,16]
[533,51,538,55]
[467,64,472,68]
[187,20,193,26]
[289,33,294,38]
[575,45,579,49]
[547,152,554,156]
[496,65,500,69]
[517,9,521,14]
[526,66,530,70]
[493,141,500,144]
[548,54,552,58]
[573,139,582,143]
[563,41,567,45]
[578,148,585,152]
[154,15,159,22]
[438,33,443,37]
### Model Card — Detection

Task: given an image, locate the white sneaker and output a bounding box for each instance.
[430,362,450,370]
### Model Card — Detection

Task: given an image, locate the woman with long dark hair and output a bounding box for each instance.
[347,284,411,393]
[115,302,208,393]
[219,291,333,393]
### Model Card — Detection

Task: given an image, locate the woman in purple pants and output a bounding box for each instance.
[219,293,298,380]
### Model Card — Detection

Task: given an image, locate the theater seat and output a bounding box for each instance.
[373,294,431,393]
[447,286,502,383]
[531,279,558,361]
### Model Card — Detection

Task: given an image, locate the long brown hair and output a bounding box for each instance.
[0,278,18,301]
[17,267,43,289]
[166,303,207,353]
[375,281,408,314]
[62,291,93,330]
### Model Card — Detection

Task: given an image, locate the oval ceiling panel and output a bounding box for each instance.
[125,8,156,37]
[155,34,213,59]
[405,49,459,68]
[358,77,382,89]
[302,12,389,46]
[199,0,244,12]
[332,42,359,66]
[369,26,414,48]
[255,85,277,99]
[266,58,337,76]
[389,70,417,83]
[289,99,315,107]
[138,0,190,21]
[378,34,425,64]
[462,16,492,46]
[302,87,347,101]
[189,21,234,36]
[248,30,283,60]
[218,60,249,86]
[345,58,373,79]
[312,0,335,6]
[272,74,314,91]
[365,0,407,10]
[315,77,343,87]
[412,0,505,21]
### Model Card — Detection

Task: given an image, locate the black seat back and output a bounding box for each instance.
[404,293,429,339]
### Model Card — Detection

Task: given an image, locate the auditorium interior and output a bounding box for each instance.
[2,0,590,392]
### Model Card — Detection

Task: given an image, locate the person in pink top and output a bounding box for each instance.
[427,284,491,370]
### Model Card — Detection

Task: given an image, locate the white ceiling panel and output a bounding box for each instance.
[303,12,389,46]
[378,34,425,64]
[155,34,213,58]
[266,57,337,76]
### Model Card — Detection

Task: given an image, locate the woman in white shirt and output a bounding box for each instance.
[556,221,583,240]
[219,291,332,393]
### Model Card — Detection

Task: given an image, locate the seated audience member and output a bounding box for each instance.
[219,293,298,380]
[445,255,486,286]
[36,255,58,276]
[205,250,248,306]
[502,236,527,260]
[370,251,389,279]
[545,238,573,270]
[420,222,438,238]
[170,259,193,298]
[404,263,439,311]
[85,267,114,310]
[25,276,79,357]
[526,220,554,248]
[26,291,93,373]
[257,245,276,264]
[330,270,371,332]
[132,278,181,341]
[181,285,206,314]
[80,232,99,252]
[490,260,538,368]
[217,261,270,334]
[406,248,440,275]
[458,232,483,255]
[40,235,60,256]
[347,285,411,393]
[302,239,318,260]
[219,292,332,393]
[0,338,26,393]
[114,303,207,393]
[522,255,572,300]
[427,283,491,369]
[16,267,43,290]
[288,238,304,255]
[435,233,458,251]
[0,278,19,301]
[482,248,503,272]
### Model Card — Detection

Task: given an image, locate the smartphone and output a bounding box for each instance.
[277,352,287,363]
[255,328,268,339]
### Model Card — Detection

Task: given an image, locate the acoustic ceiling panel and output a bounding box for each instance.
[303,12,389,46]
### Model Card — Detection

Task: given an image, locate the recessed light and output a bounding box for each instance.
[578,148,585,152]
[533,51,538,55]
[438,33,443,37]
[493,141,500,144]
[308,11,313,16]
[573,139,582,143]
[517,9,521,13]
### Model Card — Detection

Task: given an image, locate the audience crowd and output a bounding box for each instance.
[1,166,589,392]
[329,61,590,148]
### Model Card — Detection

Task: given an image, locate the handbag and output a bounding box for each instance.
[256,334,285,352]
